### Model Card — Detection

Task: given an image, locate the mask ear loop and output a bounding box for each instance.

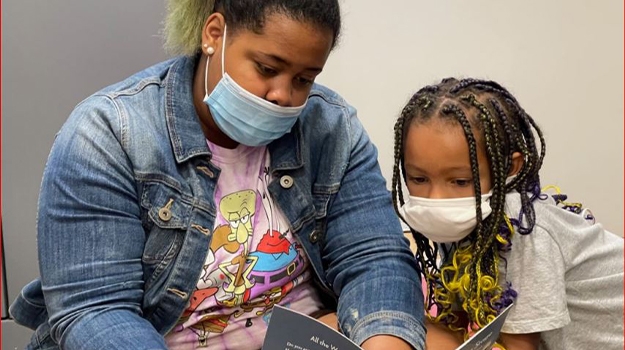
[221,25,227,77]
[204,25,228,97]
[204,54,210,97]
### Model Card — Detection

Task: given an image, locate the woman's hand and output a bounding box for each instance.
[315,313,414,350]
[315,312,338,331]
[361,335,414,350]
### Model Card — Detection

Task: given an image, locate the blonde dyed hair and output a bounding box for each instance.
[163,0,216,56]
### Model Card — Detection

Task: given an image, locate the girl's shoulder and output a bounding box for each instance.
[504,190,616,241]
[502,191,623,345]
[504,190,623,273]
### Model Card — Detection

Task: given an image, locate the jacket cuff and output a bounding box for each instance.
[349,310,426,350]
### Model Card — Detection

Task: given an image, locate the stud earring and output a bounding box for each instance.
[203,44,215,55]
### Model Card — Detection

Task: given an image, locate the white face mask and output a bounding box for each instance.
[399,193,493,243]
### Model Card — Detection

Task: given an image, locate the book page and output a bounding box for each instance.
[263,305,362,350]
[456,304,514,350]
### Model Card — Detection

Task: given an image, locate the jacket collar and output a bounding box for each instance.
[268,118,304,172]
[165,55,211,163]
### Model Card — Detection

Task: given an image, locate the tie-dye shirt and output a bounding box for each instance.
[166,141,324,349]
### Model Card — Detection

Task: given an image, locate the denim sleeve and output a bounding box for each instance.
[323,106,426,349]
[37,96,167,349]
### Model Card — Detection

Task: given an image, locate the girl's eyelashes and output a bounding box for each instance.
[407,175,473,187]
[409,176,429,185]
[452,178,473,187]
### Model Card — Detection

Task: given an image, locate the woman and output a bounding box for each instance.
[10,1,425,349]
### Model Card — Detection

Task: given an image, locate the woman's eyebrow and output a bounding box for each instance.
[256,51,323,73]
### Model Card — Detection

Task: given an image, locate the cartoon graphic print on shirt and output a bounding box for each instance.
[172,164,309,347]
[247,167,306,294]
[215,189,259,307]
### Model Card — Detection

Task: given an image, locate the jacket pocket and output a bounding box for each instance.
[140,182,192,290]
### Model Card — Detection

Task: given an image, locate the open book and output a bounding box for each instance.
[456,304,513,350]
[262,304,514,350]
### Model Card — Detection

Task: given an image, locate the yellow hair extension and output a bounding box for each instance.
[495,216,514,246]
[542,185,582,211]
[425,215,516,350]
[163,0,216,56]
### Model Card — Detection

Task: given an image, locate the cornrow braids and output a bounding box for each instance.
[392,78,545,343]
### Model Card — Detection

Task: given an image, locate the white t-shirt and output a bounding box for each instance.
[166,142,323,349]
[501,192,624,349]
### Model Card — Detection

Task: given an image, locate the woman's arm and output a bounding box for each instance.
[360,319,468,350]
[37,96,166,349]
[315,312,417,350]
[322,105,426,350]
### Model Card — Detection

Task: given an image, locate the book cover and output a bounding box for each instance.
[262,304,514,350]
[263,305,362,350]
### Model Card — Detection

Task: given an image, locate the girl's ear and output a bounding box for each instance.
[508,152,524,176]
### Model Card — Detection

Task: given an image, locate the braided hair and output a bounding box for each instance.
[392,78,546,338]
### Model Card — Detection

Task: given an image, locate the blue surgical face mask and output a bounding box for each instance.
[203,25,307,147]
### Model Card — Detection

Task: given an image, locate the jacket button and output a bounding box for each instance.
[280,175,294,189]
[158,199,174,222]
[309,230,320,243]
[158,207,172,222]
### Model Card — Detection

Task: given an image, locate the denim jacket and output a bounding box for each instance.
[10,55,425,350]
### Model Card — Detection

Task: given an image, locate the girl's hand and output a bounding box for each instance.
[498,332,540,350]
[425,320,463,350]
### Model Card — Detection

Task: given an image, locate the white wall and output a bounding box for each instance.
[317,0,624,235]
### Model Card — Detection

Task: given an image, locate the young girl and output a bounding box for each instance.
[392,78,624,350]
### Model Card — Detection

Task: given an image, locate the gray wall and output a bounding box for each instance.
[3,0,623,347]
[2,1,168,346]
